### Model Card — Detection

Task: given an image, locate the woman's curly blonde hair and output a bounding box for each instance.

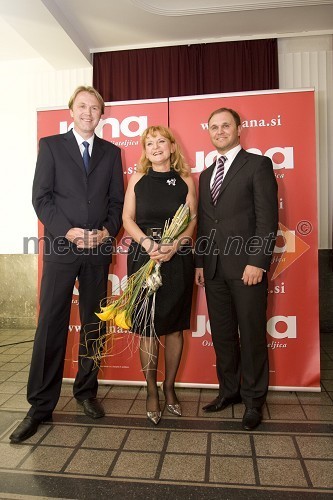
[137,125,189,177]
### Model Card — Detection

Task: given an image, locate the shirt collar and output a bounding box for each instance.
[72,128,94,148]
[217,144,242,164]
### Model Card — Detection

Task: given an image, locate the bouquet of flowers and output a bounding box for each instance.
[95,203,191,334]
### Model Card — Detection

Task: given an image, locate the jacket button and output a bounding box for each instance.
[87,200,91,204]
[214,219,219,223]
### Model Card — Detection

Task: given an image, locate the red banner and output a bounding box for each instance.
[169,90,320,390]
[37,99,169,383]
[37,89,320,390]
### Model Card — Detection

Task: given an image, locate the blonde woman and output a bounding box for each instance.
[123,126,197,424]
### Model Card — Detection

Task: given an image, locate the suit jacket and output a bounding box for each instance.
[195,148,278,279]
[32,130,124,264]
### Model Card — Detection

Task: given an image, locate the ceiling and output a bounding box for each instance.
[0,0,332,69]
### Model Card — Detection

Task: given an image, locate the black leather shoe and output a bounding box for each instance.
[242,407,262,430]
[9,414,52,444]
[77,398,105,419]
[202,394,242,412]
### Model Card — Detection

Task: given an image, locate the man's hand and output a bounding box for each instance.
[242,265,263,286]
[65,227,109,249]
[65,228,86,248]
[95,227,110,246]
[195,267,205,287]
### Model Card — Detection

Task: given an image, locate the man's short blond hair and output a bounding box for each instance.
[68,86,105,114]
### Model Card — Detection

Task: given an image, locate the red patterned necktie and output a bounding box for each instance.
[211,155,226,205]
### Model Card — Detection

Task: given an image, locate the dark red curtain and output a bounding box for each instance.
[93,39,278,102]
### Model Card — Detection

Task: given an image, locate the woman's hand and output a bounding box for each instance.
[149,240,178,263]
[141,237,159,256]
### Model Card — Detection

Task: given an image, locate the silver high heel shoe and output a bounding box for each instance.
[166,404,182,416]
[161,383,182,416]
[147,411,161,425]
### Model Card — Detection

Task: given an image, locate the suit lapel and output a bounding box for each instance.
[88,135,105,176]
[202,163,215,202]
[63,130,85,173]
[216,149,248,201]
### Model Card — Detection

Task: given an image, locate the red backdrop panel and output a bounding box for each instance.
[36,90,320,390]
[37,99,169,383]
[169,90,320,390]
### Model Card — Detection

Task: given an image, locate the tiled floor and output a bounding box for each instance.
[0,329,332,499]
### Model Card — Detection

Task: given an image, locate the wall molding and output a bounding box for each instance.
[130,0,333,16]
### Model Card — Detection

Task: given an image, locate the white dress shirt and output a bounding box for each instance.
[210,144,242,188]
[72,128,95,157]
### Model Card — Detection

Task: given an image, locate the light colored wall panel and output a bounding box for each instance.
[0,255,37,328]
[0,58,92,255]
[0,58,92,327]
[278,35,333,248]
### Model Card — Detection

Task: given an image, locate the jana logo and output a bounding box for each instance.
[271,223,310,279]
[192,315,297,339]
[60,116,148,138]
[192,147,294,173]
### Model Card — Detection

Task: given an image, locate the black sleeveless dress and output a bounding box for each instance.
[127,168,194,336]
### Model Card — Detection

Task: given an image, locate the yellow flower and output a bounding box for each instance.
[100,304,112,312]
[115,310,132,330]
[95,304,117,321]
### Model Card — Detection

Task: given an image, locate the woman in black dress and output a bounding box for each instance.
[123,125,197,424]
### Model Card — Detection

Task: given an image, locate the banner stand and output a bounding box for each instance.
[37,89,320,391]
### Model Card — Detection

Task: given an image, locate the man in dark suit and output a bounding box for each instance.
[10,86,124,443]
[195,107,278,430]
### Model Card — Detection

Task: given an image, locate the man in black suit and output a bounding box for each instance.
[10,86,124,443]
[195,107,278,430]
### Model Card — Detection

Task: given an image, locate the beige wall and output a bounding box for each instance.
[0,255,37,328]
[278,35,333,249]
[0,58,92,327]
[0,36,332,327]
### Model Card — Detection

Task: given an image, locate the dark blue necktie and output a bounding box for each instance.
[82,141,90,173]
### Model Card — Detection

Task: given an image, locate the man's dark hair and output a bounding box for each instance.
[208,107,241,127]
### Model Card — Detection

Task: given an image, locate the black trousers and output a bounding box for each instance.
[27,257,109,420]
[205,256,269,408]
